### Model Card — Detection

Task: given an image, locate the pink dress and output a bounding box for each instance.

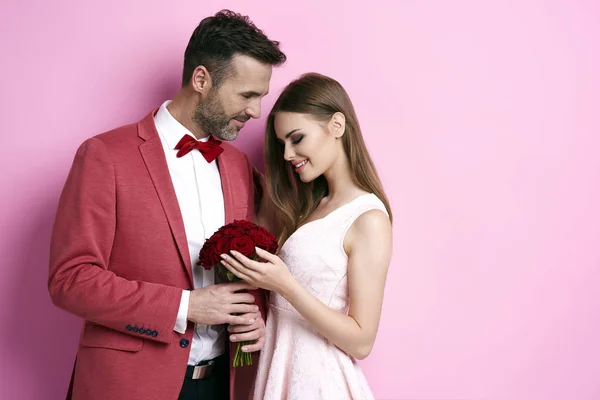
[253,194,388,400]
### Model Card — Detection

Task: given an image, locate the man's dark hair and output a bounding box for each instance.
[182,10,286,88]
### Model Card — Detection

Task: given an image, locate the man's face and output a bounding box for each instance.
[193,54,272,141]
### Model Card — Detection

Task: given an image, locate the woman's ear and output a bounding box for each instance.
[329,112,346,138]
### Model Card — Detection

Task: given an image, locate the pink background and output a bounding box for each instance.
[1,1,599,399]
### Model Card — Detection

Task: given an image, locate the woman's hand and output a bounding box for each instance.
[220,247,294,293]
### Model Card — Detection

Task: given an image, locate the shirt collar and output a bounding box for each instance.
[154,100,209,150]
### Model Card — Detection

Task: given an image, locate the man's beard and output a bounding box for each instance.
[192,92,248,141]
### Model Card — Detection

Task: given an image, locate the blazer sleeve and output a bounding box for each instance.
[48,138,181,344]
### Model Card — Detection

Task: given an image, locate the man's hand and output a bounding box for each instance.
[228,311,266,353]
[187,282,259,325]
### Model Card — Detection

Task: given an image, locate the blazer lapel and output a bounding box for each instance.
[217,147,236,225]
[137,111,193,285]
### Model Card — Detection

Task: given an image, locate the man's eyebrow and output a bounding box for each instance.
[241,91,268,97]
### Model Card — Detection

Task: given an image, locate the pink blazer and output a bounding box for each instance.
[49,110,266,400]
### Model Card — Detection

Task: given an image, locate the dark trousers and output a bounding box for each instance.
[178,354,229,400]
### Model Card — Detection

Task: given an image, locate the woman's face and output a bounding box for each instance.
[273,112,344,183]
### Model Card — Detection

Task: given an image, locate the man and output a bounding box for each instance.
[48,10,286,400]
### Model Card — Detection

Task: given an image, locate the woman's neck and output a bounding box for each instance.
[322,152,364,204]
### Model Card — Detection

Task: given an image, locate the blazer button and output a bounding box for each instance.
[152,331,158,337]
[132,326,139,333]
[180,338,189,348]
[139,328,146,335]
[125,325,133,331]
[145,330,152,336]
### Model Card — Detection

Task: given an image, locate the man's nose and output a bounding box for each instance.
[246,99,261,119]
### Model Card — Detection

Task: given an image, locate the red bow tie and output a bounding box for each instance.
[174,134,223,163]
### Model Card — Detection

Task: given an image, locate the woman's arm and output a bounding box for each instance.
[221,209,392,359]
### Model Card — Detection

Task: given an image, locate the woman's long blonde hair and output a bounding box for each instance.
[265,73,393,246]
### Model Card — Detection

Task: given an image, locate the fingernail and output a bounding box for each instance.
[242,347,248,352]
[249,319,255,323]
[230,336,236,341]
[255,246,262,252]
[220,254,227,260]
[230,250,238,255]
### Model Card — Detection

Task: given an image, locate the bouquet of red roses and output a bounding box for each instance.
[197,219,278,367]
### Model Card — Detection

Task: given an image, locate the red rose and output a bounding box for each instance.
[221,226,233,235]
[257,226,278,253]
[214,234,231,255]
[198,240,219,269]
[230,236,256,257]
[266,240,278,254]
[248,229,265,243]
[249,228,276,251]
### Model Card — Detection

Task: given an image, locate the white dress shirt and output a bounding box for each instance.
[154,100,226,365]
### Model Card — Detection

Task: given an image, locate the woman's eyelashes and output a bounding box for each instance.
[291,134,304,145]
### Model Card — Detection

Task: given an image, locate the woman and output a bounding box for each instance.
[221,73,393,399]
